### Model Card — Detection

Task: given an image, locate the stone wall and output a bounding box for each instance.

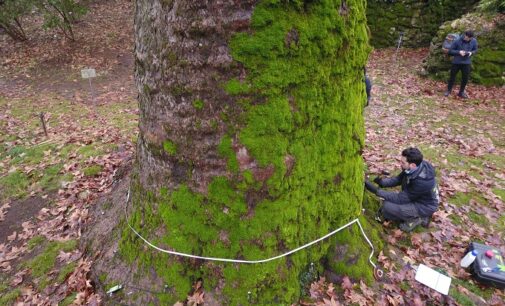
[367,0,479,48]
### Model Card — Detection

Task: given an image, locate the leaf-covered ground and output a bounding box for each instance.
[305,49,505,306]
[0,1,136,304]
[1,1,504,305]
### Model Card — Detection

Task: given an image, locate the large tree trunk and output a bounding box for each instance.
[122,0,370,304]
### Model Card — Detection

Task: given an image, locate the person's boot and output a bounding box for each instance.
[458,92,469,99]
[421,216,431,228]
[399,217,424,232]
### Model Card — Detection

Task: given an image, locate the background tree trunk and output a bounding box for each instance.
[121,0,370,303]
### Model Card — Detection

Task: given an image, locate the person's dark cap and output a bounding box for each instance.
[464,30,474,38]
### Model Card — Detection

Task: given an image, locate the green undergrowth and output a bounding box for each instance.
[0,163,72,201]
[60,293,77,306]
[77,144,112,158]
[24,239,77,280]
[494,188,505,201]
[56,262,77,283]
[37,164,73,190]
[0,277,20,305]
[192,99,204,110]
[448,191,486,207]
[162,140,177,155]
[83,164,103,177]
[27,235,46,250]
[0,287,21,306]
[123,0,372,304]
[0,171,30,200]
[2,143,58,165]
[0,140,115,201]
[96,100,138,129]
[450,277,495,302]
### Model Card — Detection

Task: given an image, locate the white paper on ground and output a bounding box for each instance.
[414,264,452,295]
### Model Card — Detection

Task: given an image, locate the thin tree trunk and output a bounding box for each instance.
[48,2,75,40]
[122,0,370,304]
[14,18,26,38]
[0,21,27,41]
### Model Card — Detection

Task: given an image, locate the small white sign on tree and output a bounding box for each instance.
[81,68,96,104]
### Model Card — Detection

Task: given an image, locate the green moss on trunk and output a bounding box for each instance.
[123,0,373,304]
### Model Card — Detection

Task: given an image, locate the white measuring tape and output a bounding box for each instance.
[125,189,379,269]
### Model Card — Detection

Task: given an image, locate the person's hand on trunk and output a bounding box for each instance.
[373,176,383,186]
[365,180,378,194]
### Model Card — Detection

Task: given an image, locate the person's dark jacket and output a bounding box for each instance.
[375,161,439,217]
[365,76,372,106]
[449,38,478,65]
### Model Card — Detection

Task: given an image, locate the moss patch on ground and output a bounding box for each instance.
[24,239,77,279]
[27,235,46,250]
[60,293,77,306]
[162,140,177,155]
[37,164,73,190]
[3,143,57,165]
[56,262,77,283]
[83,164,103,177]
[0,171,30,200]
[0,288,21,306]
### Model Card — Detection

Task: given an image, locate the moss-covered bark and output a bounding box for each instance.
[422,13,505,86]
[121,0,372,304]
[367,0,478,48]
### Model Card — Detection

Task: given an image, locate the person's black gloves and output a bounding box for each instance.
[364,180,378,194]
[373,176,382,186]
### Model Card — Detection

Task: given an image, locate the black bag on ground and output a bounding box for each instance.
[466,242,505,289]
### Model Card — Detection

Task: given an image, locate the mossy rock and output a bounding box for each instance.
[422,12,505,87]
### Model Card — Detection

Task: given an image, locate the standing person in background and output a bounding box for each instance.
[444,31,478,99]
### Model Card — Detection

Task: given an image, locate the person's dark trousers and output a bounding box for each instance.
[447,64,471,94]
[381,201,420,222]
[365,77,371,106]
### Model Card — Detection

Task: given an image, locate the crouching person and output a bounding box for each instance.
[365,147,440,232]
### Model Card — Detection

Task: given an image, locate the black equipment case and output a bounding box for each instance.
[466,242,505,289]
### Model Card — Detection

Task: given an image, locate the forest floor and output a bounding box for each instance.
[1,1,504,305]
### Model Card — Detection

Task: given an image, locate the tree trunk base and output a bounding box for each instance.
[83,171,384,305]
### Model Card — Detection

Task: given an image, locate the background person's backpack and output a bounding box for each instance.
[442,33,461,53]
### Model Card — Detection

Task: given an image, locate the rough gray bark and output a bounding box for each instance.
[135,0,255,193]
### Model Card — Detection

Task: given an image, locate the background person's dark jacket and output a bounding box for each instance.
[449,38,478,65]
[376,161,439,217]
[365,76,372,105]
